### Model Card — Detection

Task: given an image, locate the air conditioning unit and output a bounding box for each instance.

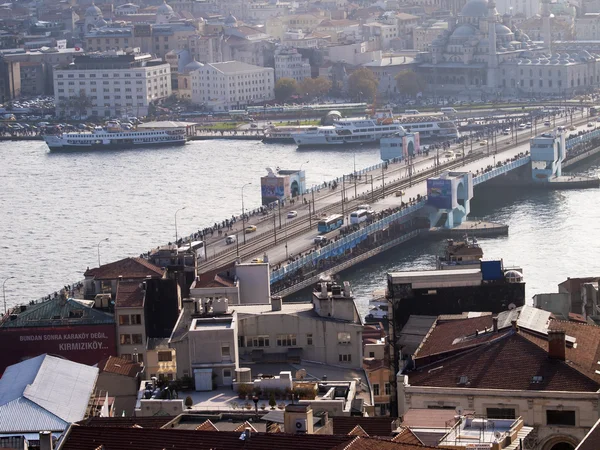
[294,419,307,433]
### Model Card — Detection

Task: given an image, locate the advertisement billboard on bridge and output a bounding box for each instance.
[427,178,453,210]
[261,175,287,205]
[0,324,117,374]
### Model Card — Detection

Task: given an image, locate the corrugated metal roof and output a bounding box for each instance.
[0,298,114,328]
[0,355,98,433]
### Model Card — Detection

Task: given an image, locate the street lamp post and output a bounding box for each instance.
[353,153,358,200]
[241,182,252,244]
[97,237,109,267]
[3,276,15,314]
[175,207,186,245]
[299,160,309,201]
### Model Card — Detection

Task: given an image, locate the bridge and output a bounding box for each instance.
[195,116,600,297]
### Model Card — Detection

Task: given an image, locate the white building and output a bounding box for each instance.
[274,47,311,82]
[190,60,274,111]
[53,51,172,119]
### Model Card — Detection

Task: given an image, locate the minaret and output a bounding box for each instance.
[542,0,552,53]
[487,0,498,90]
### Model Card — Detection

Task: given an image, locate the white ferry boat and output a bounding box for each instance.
[397,114,460,139]
[263,125,313,143]
[43,120,187,152]
[291,117,402,147]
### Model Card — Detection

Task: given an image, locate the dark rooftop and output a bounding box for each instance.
[84,257,164,280]
[332,416,397,437]
[76,416,174,428]
[115,281,145,308]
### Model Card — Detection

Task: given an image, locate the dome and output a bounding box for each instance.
[157,1,174,14]
[460,0,489,18]
[495,23,512,35]
[504,270,523,283]
[224,12,237,24]
[451,24,477,38]
[184,60,204,73]
[85,3,102,16]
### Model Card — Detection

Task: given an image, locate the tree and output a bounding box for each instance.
[274,77,298,102]
[184,396,193,409]
[72,90,94,119]
[299,77,332,100]
[395,70,426,98]
[269,393,277,410]
[347,68,378,102]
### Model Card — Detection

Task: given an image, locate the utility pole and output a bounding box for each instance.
[341,176,346,218]
[278,200,282,229]
[370,175,374,202]
[273,213,277,243]
[381,164,385,198]
[308,202,312,229]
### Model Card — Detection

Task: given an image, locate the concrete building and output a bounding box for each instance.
[115,281,148,363]
[575,13,600,40]
[146,338,177,381]
[190,60,274,111]
[274,47,311,82]
[399,306,600,450]
[0,56,20,102]
[54,51,172,119]
[363,55,417,94]
[412,20,449,51]
[96,356,143,416]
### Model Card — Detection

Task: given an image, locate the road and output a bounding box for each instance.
[198,112,594,273]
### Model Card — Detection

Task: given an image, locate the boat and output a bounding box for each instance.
[437,236,484,270]
[263,125,313,143]
[43,120,187,151]
[291,115,459,147]
[365,289,389,323]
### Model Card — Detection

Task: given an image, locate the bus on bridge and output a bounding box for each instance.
[318,214,344,234]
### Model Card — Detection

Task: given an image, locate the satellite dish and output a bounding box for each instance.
[455,406,464,415]
[495,431,502,439]
[508,303,516,310]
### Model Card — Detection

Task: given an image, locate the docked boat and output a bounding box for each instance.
[397,114,460,140]
[437,236,483,270]
[43,120,187,151]
[263,125,313,143]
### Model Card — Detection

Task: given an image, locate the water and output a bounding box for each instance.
[2,139,600,314]
[0,139,381,308]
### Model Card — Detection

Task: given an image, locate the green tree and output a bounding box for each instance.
[269,393,277,409]
[395,71,426,98]
[299,76,332,100]
[274,77,298,102]
[347,68,378,102]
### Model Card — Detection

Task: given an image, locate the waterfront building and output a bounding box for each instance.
[364,56,417,95]
[399,306,600,449]
[0,296,116,374]
[0,354,99,445]
[190,60,275,110]
[274,47,311,82]
[534,276,600,322]
[53,51,172,119]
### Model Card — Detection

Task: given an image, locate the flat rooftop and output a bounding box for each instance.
[388,268,482,289]
[192,316,233,330]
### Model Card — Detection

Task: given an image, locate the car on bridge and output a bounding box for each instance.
[245,225,257,233]
[479,140,488,146]
[314,236,328,244]
[287,211,298,219]
[588,122,595,128]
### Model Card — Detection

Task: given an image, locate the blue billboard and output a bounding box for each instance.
[427,178,453,210]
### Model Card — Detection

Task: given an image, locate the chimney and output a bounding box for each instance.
[39,431,53,450]
[548,330,566,361]
[492,317,498,332]
[271,296,282,311]
[244,427,252,439]
[511,319,518,331]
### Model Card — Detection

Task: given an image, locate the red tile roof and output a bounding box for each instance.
[332,417,397,437]
[348,425,369,437]
[332,436,438,450]
[115,281,145,308]
[76,417,175,428]
[84,257,164,280]
[195,419,218,431]
[391,428,423,445]
[60,426,354,450]
[98,356,142,378]
[407,333,600,392]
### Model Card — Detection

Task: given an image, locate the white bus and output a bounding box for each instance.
[350,209,370,224]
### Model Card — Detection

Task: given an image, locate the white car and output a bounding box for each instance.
[287,211,298,219]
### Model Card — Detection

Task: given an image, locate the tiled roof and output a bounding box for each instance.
[98,356,142,378]
[401,408,464,428]
[332,417,396,437]
[59,426,354,450]
[523,319,600,383]
[392,428,423,445]
[348,425,369,436]
[115,281,145,308]
[577,417,600,450]
[195,419,218,431]
[84,257,164,280]
[233,421,258,433]
[332,436,439,450]
[413,316,510,364]
[0,297,115,328]
[407,333,600,392]
[76,416,175,428]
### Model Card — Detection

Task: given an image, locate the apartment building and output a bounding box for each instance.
[190,60,274,110]
[274,47,311,81]
[53,51,171,118]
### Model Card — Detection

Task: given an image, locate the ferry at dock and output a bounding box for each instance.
[291,115,459,147]
[43,120,187,152]
[263,125,312,143]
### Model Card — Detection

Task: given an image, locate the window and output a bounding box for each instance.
[120,334,131,345]
[277,334,297,346]
[247,336,270,347]
[373,384,380,395]
[338,332,351,344]
[307,333,313,345]
[221,344,231,357]
[119,315,130,325]
[158,351,172,362]
[339,354,352,362]
[487,408,516,419]
[384,383,391,395]
[131,314,142,325]
[223,369,232,378]
[546,410,576,426]
[132,334,143,344]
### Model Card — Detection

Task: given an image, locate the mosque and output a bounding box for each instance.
[416,0,600,98]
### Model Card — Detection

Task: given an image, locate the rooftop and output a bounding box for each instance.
[577,417,600,450]
[98,356,142,378]
[84,257,164,280]
[208,61,273,74]
[332,416,398,437]
[115,281,145,308]
[77,416,174,428]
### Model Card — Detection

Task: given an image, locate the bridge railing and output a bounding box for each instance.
[270,200,426,283]
[472,157,531,186]
[566,128,600,149]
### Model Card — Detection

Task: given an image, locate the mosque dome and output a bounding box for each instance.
[460,0,489,18]
[495,23,512,35]
[451,24,477,38]
[224,12,238,25]
[85,3,102,16]
[157,1,174,15]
